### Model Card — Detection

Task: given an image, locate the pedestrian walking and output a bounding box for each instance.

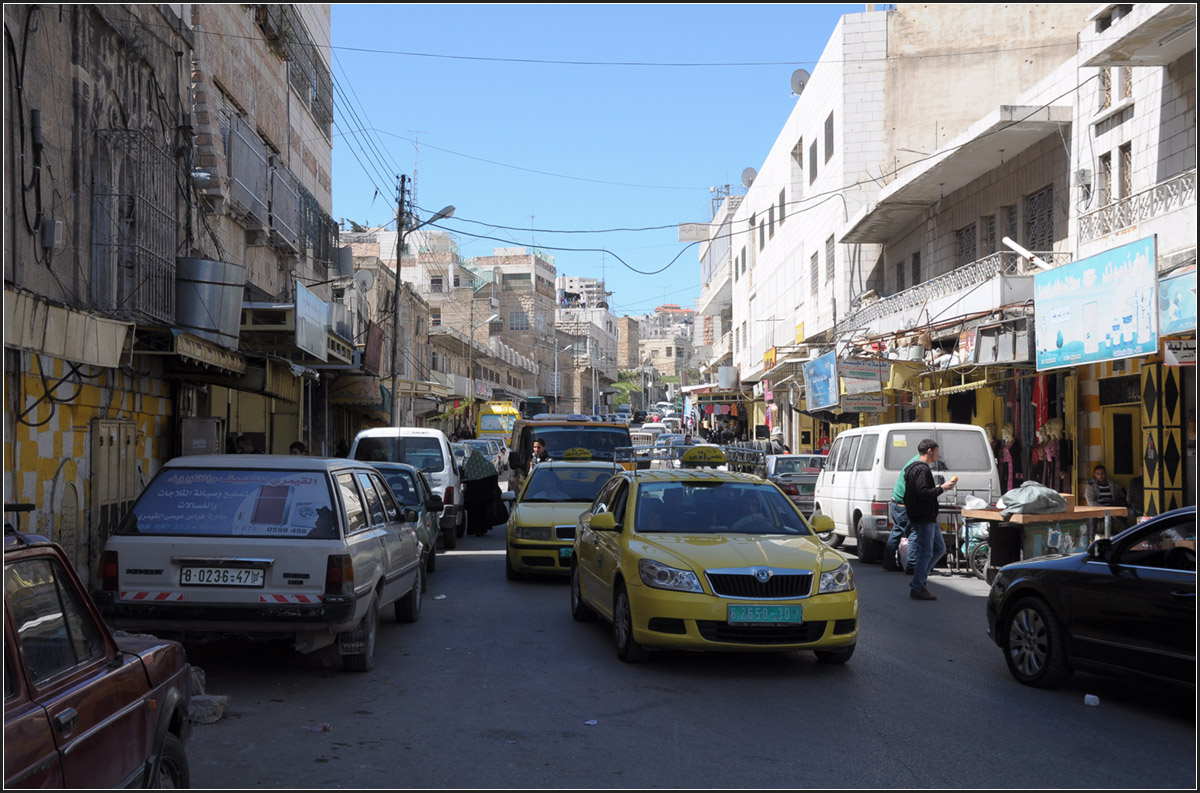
[461,449,502,537]
[903,439,957,600]
[883,451,922,572]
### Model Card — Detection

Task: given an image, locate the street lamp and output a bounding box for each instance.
[554,343,572,413]
[393,203,455,427]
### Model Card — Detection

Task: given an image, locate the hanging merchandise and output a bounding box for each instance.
[731,404,738,416]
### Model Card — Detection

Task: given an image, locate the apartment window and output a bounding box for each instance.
[453,274,461,288]
[1121,66,1133,101]
[768,205,775,239]
[894,260,905,292]
[1025,186,1054,252]
[734,252,739,283]
[666,348,673,358]
[1099,152,1113,205]
[824,112,834,164]
[825,235,835,282]
[983,214,997,255]
[431,308,441,327]
[954,223,977,267]
[734,326,740,352]
[1100,68,1112,110]
[740,246,747,275]
[741,321,747,351]
[488,318,503,336]
[911,251,921,286]
[1004,205,1018,242]
[809,140,818,184]
[810,251,820,295]
[791,138,805,199]
[778,189,786,226]
[508,311,530,331]
[430,276,444,293]
[1119,143,1132,198]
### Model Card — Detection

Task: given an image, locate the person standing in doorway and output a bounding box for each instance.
[904,439,956,600]
[289,441,307,455]
[883,449,922,572]
[236,435,262,454]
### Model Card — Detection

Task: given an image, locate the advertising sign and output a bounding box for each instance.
[1034,236,1157,371]
[802,352,839,411]
[295,281,329,361]
[1164,339,1196,367]
[842,394,887,413]
[840,359,888,395]
[1159,270,1196,336]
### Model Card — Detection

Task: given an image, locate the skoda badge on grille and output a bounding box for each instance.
[754,568,772,583]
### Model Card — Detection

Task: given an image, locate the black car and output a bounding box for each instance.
[986,506,1195,688]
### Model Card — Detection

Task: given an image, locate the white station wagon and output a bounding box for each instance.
[94,455,424,672]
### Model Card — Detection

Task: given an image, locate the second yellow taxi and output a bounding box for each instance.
[570,446,858,663]
[505,452,620,580]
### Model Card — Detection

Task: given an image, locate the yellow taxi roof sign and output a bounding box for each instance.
[562,447,593,461]
[682,446,725,467]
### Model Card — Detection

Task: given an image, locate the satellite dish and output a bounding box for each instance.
[790,68,811,96]
[353,269,376,292]
[741,168,757,188]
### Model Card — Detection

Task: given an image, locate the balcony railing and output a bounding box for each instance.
[1079,169,1196,243]
[835,250,1062,336]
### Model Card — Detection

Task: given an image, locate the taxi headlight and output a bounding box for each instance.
[513,525,553,541]
[818,562,855,594]
[637,558,703,593]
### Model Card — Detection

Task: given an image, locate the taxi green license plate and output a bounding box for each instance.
[181,567,264,587]
[727,604,803,624]
[558,547,573,559]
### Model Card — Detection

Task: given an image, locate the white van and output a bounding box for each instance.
[350,427,464,542]
[811,423,1000,563]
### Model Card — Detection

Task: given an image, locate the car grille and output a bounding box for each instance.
[706,571,813,599]
[696,620,828,644]
[554,525,575,541]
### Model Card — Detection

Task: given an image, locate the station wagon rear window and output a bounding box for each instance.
[115,468,339,539]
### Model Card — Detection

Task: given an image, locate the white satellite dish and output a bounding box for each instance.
[790,68,811,96]
[741,167,757,188]
[353,269,376,292]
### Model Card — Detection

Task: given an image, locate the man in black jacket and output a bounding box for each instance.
[903,439,957,601]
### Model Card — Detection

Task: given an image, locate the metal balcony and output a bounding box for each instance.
[1079,169,1196,244]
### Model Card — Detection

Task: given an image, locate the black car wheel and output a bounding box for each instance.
[1003,597,1072,688]
[856,518,880,563]
[342,596,379,673]
[395,567,422,623]
[570,563,596,622]
[152,732,190,788]
[613,584,648,663]
[814,644,855,664]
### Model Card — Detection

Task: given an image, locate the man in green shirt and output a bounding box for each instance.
[882,453,920,572]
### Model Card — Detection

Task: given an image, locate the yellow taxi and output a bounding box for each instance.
[570,446,858,663]
[505,449,620,580]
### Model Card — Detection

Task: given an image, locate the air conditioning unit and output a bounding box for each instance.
[1074,169,1093,187]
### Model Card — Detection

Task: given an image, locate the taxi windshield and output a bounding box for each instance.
[524,466,613,503]
[635,481,809,536]
[536,427,629,462]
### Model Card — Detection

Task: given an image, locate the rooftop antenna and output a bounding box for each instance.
[409,130,425,219]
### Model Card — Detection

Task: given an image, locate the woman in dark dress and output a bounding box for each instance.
[461,450,501,536]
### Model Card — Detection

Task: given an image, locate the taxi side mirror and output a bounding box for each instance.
[810,514,835,533]
[590,512,618,532]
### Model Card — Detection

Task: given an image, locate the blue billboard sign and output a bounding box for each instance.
[1159,270,1196,336]
[802,351,839,411]
[1034,236,1158,371]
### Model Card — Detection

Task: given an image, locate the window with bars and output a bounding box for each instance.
[508,311,530,331]
[430,276,444,293]
[1025,186,1055,252]
[1121,66,1133,101]
[825,235,835,282]
[1119,143,1132,198]
[895,260,904,292]
[1099,152,1113,205]
[954,223,977,267]
[811,251,820,295]
[1004,205,1018,243]
[824,112,834,163]
[911,251,921,286]
[431,308,441,327]
[488,318,503,336]
[983,214,997,255]
[1100,67,1112,110]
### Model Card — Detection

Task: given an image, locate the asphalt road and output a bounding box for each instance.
[185,528,1196,789]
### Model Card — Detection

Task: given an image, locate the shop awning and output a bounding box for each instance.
[330,374,384,405]
[5,288,133,369]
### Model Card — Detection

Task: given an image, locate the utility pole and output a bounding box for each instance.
[391,174,408,427]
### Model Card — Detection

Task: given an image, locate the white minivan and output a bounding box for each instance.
[811,422,1000,563]
[350,427,463,544]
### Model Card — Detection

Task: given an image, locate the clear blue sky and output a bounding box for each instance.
[330,4,864,317]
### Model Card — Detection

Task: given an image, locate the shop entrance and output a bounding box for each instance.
[1101,405,1141,491]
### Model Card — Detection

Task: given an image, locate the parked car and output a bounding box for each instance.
[369,461,451,557]
[504,459,619,580]
[5,528,193,787]
[766,454,828,518]
[570,446,856,663]
[812,423,1000,560]
[93,455,425,672]
[351,427,463,538]
[986,506,1195,689]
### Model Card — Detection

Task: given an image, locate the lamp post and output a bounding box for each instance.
[392,185,454,427]
[554,343,572,413]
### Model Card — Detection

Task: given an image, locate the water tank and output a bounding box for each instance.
[175,257,247,349]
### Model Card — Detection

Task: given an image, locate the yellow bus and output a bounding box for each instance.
[476,401,520,443]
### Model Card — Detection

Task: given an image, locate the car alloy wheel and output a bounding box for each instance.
[1004,598,1071,688]
[570,563,596,622]
[613,585,648,663]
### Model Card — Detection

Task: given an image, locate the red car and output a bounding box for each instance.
[4,526,192,787]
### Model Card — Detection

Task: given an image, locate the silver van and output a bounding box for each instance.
[812,423,1000,563]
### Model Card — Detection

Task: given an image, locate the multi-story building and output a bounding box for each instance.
[557,275,610,309]
[696,4,1102,449]
[555,307,620,415]
[639,337,693,379]
[617,315,643,370]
